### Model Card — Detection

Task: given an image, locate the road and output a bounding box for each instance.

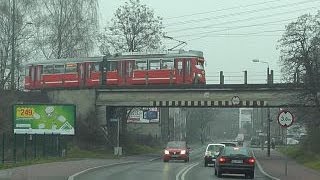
[74,146,270,180]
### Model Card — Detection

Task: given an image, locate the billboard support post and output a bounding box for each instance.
[34,134,37,159]
[13,134,16,163]
[43,133,46,158]
[24,133,27,161]
[2,133,4,164]
[57,134,61,157]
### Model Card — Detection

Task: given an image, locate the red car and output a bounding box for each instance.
[163,141,190,162]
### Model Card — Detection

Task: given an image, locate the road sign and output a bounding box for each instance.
[231,96,240,105]
[277,110,294,128]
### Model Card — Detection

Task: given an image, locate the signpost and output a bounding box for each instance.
[277,109,294,176]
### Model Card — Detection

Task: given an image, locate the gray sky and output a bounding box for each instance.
[98,0,320,83]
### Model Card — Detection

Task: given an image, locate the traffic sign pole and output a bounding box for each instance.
[277,109,294,176]
[285,128,288,176]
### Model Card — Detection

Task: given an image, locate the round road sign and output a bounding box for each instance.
[277,110,294,128]
[231,96,240,105]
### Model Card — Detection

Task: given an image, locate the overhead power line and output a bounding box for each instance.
[167,6,318,34]
[164,0,281,20]
[185,30,285,42]
[164,0,320,27]
[170,16,297,39]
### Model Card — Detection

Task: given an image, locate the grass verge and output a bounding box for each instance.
[278,145,320,171]
[0,144,160,170]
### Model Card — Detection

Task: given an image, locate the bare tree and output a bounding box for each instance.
[279,11,320,106]
[98,0,164,54]
[0,0,37,90]
[279,11,320,152]
[186,108,214,144]
[31,0,98,59]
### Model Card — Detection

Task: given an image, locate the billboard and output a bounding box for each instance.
[13,104,76,135]
[127,107,159,123]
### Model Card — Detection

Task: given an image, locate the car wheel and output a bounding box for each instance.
[245,172,254,179]
[214,169,217,175]
[163,159,169,162]
[184,159,188,163]
[204,161,208,167]
[250,172,255,179]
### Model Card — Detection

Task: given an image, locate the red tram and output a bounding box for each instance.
[24,50,206,90]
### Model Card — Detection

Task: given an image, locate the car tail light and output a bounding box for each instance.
[164,150,169,155]
[247,157,255,164]
[181,150,186,154]
[218,157,226,163]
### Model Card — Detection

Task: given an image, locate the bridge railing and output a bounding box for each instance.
[205,70,285,84]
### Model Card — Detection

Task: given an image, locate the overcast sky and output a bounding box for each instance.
[98,0,320,83]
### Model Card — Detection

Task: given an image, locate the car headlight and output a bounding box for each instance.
[164,150,169,155]
[205,151,211,156]
[181,150,186,154]
[197,73,202,78]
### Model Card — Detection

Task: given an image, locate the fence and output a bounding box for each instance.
[0,133,69,165]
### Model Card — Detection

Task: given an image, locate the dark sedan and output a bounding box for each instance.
[214,146,255,179]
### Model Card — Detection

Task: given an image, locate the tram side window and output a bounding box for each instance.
[149,60,160,70]
[25,67,30,76]
[161,59,174,69]
[65,64,77,73]
[107,61,118,71]
[91,63,100,72]
[135,60,147,70]
[54,64,65,73]
[43,65,54,74]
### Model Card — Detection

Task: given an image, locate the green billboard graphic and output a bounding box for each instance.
[13,104,76,135]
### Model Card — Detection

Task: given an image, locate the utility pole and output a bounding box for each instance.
[11,0,16,90]
[267,108,271,157]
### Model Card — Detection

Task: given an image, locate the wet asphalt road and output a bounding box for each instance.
[75,146,270,180]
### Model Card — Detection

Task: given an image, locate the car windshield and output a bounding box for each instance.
[220,142,237,147]
[207,144,224,152]
[223,147,249,157]
[195,61,204,70]
[166,141,186,148]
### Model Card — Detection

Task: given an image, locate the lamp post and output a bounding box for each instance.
[252,59,270,84]
[252,59,271,157]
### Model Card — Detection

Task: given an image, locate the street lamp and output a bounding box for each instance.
[252,59,271,157]
[252,59,270,84]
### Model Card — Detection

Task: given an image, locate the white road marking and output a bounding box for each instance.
[175,162,199,180]
[67,161,136,180]
[181,162,199,180]
[252,150,280,180]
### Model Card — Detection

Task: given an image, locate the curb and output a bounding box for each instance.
[67,161,137,180]
[252,151,280,180]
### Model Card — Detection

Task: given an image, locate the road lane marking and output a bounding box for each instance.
[67,161,137,180]
[175,165,191,180]
[181,162,199,180]
[252,150,280,180]
[175,162,199,180]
